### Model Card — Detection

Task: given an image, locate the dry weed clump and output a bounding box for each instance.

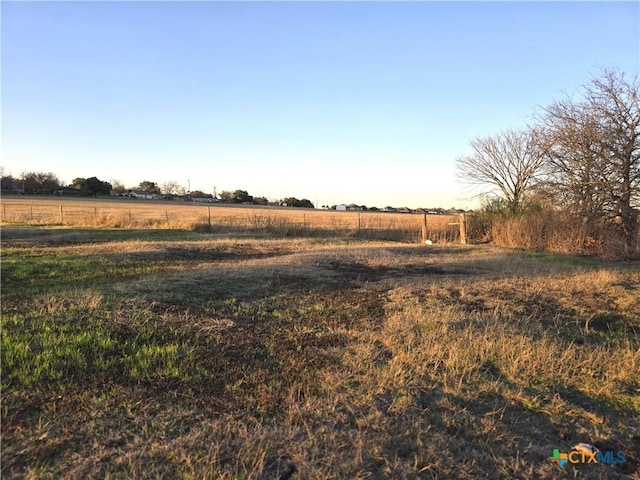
[488,210,640,259]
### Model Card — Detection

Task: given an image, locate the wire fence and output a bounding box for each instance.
[0,199,464,243]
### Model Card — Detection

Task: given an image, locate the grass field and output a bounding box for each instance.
[1,225,639,479]
[0,197,461,243]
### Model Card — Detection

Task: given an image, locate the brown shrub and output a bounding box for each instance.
[488,210,639,259]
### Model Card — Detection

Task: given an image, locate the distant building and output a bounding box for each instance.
[128,190,154,199]
[336,204,347,211]
[54,187,81,196]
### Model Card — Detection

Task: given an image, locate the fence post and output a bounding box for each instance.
[60,205,63,224]
[422,213,428,243]
[208,207,212,229]
[459,213,467,245]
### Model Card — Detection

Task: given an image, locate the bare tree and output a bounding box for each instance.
[161,180,181,196]
[456,128,545,214]
[537,97,606,236]
[540,69,639,253]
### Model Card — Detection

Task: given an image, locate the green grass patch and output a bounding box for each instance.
[1,250,169,297]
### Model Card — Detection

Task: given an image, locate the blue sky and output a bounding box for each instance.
[2,1,638,208]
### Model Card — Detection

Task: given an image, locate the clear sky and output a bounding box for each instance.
[2,1,638,209]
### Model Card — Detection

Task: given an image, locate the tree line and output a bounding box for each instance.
[0,173,316,209]
[456,68,639,258]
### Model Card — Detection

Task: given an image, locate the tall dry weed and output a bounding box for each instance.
[488,210,639,259]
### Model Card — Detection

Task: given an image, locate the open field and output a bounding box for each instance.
[2,226,639,479]
[0,197,462,243]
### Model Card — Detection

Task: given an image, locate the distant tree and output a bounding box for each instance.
[232,190,253,203]
[138,181,161,194]
[81,177,112,196]
[253,196,269,205]
[455,128,545,214]
[161,180,181,196]
[72,177,86,188]
[281,197,315,208]
[298,198,314,208]
[189,190,211,198]
[110,180,127,195]
[219,190,234,202]
[1,174,15,191]
[20,171,61,194]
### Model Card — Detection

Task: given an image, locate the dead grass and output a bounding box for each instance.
[2,227,639,479]
[1,197,460,243]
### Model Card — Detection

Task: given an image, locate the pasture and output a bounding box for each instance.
[1,221,639,478]
[0,197,462,243]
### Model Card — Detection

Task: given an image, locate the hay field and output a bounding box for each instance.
[0,197,460,242]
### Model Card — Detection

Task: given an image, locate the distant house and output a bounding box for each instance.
[128,190,154,199]
[383,206,396,213]
[335,204,347,211]
[397,207,413,214]
[54,186,81,196]
[191,195,216,203]
[347,204,364,211]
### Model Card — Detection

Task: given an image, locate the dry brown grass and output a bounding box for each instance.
[2,228,639,479]
[488,211,640,259]
[0,197,460,243]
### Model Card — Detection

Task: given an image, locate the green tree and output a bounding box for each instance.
[232,190,253,203]
[81,177,112,196]
[281,197,315,208]
[298,198,314,208]
[282,197,315,208]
